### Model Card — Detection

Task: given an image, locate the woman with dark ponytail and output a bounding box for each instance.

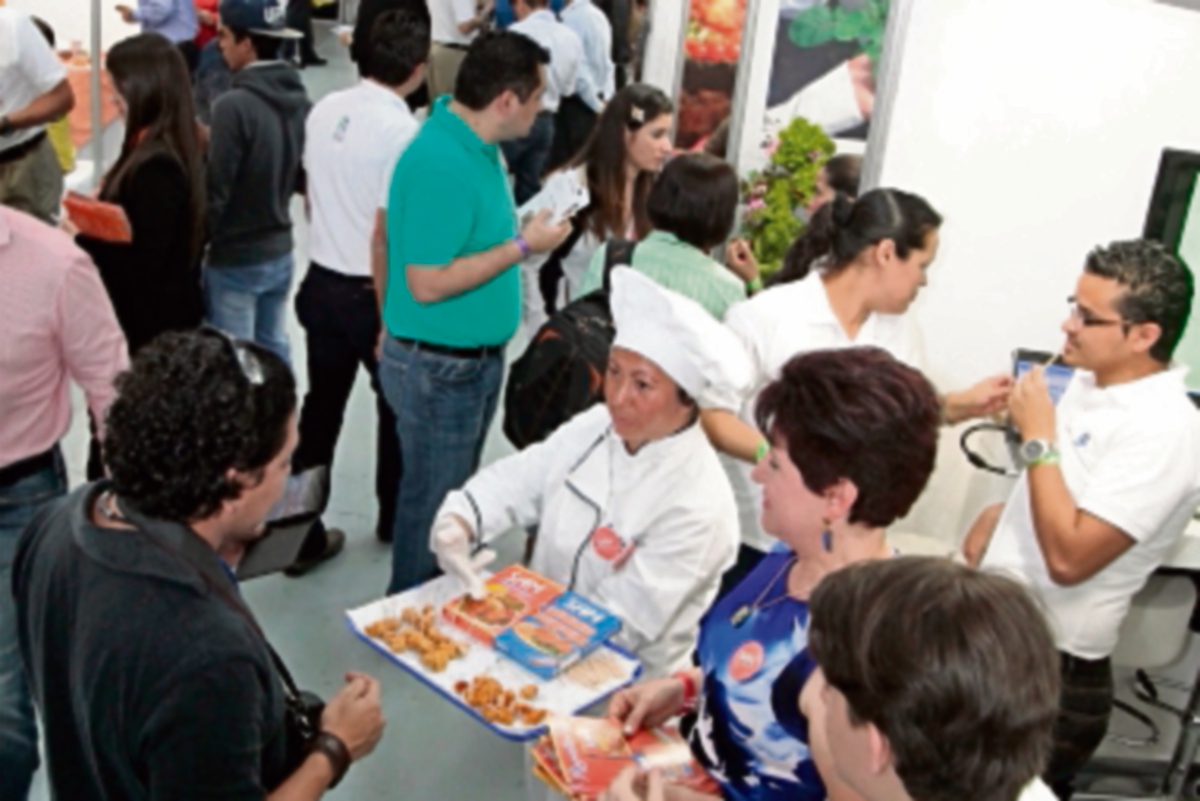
[703,188,1015,590]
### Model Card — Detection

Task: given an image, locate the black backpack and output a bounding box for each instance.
[503,239,637,449]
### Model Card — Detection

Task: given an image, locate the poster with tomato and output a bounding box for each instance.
[676,0,747,150]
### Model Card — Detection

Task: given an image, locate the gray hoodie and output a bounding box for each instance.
[206,61,311,268]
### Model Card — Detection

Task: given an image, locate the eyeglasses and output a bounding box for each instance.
[200,325,265,386]
[1066,297,1138,330]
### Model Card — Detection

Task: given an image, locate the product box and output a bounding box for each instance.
[495,592,623,680]
[441,565,564,646]
[535,717,718,800]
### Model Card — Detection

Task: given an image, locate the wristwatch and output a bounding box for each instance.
[310,731,352,788]
[1020,438,1060,468]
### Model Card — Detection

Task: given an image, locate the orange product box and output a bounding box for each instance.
[441,565,564,646]
[545,717,719,800]
[62,191,132,243]
[531,735,572,796]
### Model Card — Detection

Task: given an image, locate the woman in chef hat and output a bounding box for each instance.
[431,267,749,678]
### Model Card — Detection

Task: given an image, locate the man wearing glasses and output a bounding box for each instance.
[963,239,1200,800]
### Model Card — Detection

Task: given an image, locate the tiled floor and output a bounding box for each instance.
[30,23,533,801]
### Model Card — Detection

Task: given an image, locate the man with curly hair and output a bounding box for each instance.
[12,330,386,800]
[963,239,1200,799]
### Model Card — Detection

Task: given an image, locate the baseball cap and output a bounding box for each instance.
[218,0,303,39]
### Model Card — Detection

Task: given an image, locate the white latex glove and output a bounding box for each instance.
[430,515,495,599]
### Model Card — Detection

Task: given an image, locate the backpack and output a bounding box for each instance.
[503,239,638,449]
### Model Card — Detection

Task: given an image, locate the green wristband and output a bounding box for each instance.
[754,439,769,463]
[747,276,764,293]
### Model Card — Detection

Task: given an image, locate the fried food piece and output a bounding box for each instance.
[366,607,469,671]
[519,684,538,700]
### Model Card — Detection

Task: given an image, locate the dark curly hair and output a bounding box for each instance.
[809,557,1059,801]
[104,330,297,522]
[1084,239,1194,363]
[754,347,940,527]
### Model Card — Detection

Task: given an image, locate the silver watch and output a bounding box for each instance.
[1019,439,1059,467]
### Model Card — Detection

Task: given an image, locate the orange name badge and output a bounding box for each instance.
[728,641,765,683]
[592,526,637,568]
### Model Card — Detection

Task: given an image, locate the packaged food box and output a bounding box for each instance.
[495,592,623,680]
[441,565,564,646]
[535,717,717,800]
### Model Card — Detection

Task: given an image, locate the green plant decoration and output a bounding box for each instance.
[789,0,889,65]
[739,116,835,275]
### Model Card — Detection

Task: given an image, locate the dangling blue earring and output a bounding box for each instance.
[821,518,834,553]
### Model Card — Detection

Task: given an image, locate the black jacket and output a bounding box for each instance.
[13,483,292,800]
[206,61,310,267]
[77,153,204,354]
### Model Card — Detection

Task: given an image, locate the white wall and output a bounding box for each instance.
[869,0,1200,543]
[8,0,139,53]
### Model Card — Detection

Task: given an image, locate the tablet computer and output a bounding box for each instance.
[1013,349,1075,406]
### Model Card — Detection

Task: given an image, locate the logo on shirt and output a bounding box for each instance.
[1074,432,1091,448]
[728,641,765,683]
[592,526,635,565]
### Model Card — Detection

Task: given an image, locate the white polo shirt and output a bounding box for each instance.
[981,366,1200,660]
[304,80,420,278]
[510,10,583,113]
[430,0,478,46]
[722,271,926,552]
[0,9,68,154]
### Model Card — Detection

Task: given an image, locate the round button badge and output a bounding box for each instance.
[592,526,626,561]
[728,641,765,683]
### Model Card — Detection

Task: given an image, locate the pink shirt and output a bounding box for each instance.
[0,207,129,469]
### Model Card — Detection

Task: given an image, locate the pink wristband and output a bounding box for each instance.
[514,235,531,258]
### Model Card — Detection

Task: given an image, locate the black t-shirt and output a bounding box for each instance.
[13,483,293,800]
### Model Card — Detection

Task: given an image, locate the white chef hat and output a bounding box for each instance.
[610,267,751,410]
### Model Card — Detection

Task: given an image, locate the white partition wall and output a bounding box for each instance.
[866,0,1200,543]
[8,0,136,51]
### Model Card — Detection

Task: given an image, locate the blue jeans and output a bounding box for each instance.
[500,112,555,206]
[203,254,295,365]
[0,448,67,801]
[379,337,504,594]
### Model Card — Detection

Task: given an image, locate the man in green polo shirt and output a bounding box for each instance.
[380,30,571,593]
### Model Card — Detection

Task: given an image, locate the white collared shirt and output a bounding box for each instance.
[721,271,926,551]
[0,9,68,153]
[981,366,1200,660]
[560,0,614,112]
[430,0,479,46]
[510,9,583,113]
[303,80,420,277]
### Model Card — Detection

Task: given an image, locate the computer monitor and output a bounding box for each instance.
[1143,148,1200,407]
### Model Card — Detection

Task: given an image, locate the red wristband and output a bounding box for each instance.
[673,670,698,712]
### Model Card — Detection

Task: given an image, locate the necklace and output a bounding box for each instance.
[729,555,798,628]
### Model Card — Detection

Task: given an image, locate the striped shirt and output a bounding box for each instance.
[579,230,747,319]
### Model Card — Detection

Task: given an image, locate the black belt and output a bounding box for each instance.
[0,445,58,488]
[437,42,469,51]
[1060,651,1112,677]
[393,336,503,360]
[310,261,373,285]
[0,131,47,166]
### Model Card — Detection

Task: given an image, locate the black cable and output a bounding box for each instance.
[959,422,1021,478]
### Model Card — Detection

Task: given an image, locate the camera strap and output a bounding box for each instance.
[106,491,309,709]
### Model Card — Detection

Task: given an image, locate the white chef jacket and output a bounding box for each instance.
[510,10,583,114]
[722,271,926,552]
[0,10,68,154]
[304,80,419,277]
[437,405,739,677]
[560,0,614,112]
[981,366,1200,660]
